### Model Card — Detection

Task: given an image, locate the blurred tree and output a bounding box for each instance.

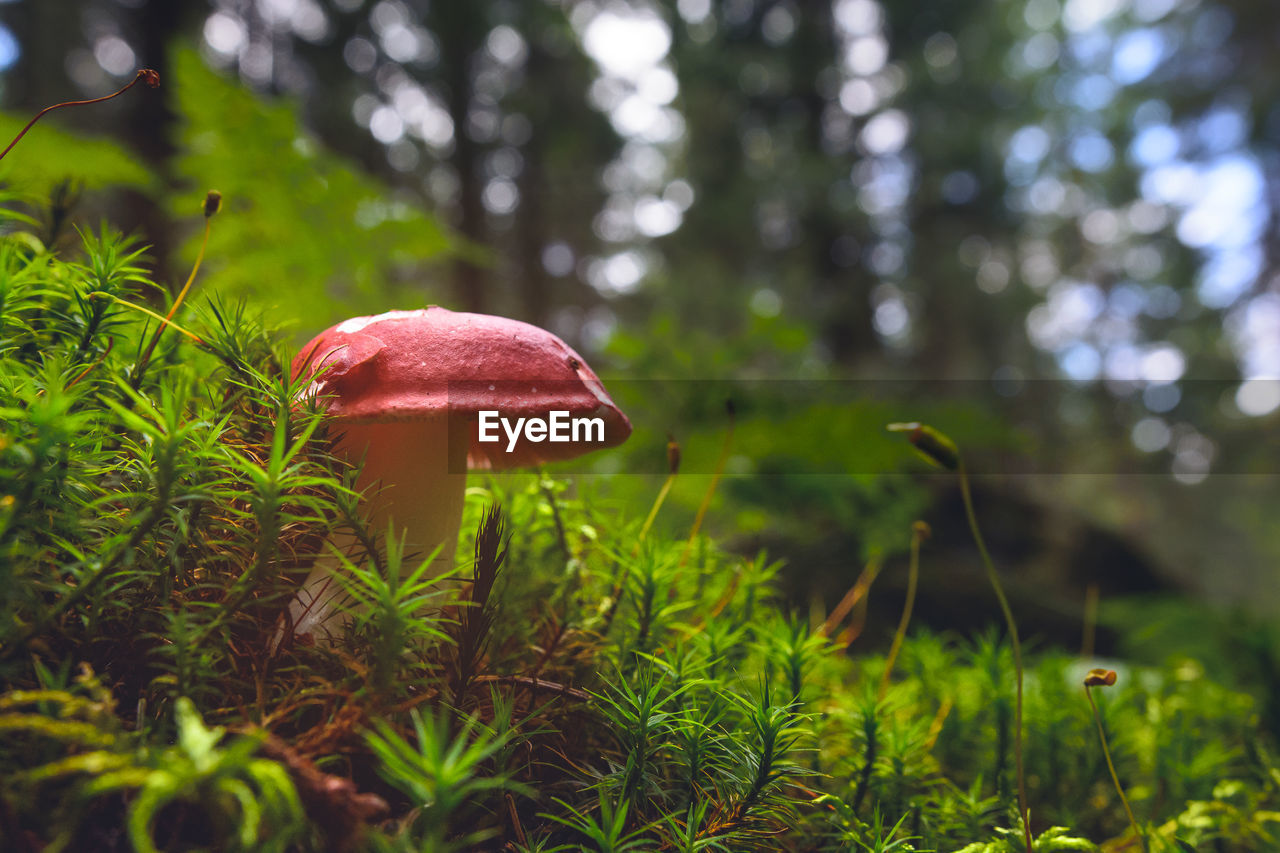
[268,0,622,325]
[3,0,1280,608]
[167,47,452,332]
[658,0,882,367]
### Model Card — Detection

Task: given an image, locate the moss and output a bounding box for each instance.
[0,207,1276,852]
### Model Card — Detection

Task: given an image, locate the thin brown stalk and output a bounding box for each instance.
[819,556,882,639]
[89,293,204,345]
[134,192,221,384]
[879,521,928,699]
[471,674,591,702]
[0,69,159,163]
[679,399,735,567]
[637,434,681,545]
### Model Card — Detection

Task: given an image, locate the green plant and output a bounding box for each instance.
[2,677,303,853]
[333,528,452,694]
[954,822,1098,852]
[591,664,696,811]
[167,48,452,332]
[719,683,808,833]
[543,790,650,853]
[365,703,529,851]
[122,697,304,853]
[854,808,922,853]
[657,799,735,853]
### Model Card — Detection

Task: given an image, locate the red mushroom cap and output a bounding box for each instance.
[293,307,631,470]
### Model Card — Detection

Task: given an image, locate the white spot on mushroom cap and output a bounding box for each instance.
[335,309,425,334]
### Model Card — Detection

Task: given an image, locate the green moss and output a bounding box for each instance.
[0,207,1275,852]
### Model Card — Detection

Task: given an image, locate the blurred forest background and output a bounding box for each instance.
[1,0,1278,651]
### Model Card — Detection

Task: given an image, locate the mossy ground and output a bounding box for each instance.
[1,215,1277,852]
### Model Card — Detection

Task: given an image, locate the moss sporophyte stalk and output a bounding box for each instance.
[889,422,1031,853]
[0,68,159,164]
[879,520,928,701]
[1085,668,1147,852]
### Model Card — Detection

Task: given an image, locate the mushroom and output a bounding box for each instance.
[282,307,631,643]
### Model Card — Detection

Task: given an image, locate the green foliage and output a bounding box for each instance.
[0,210,351,846]
[1,671,302,853]
[0,113,155,194]
[954,823,1099,853]
[167,47,453,336]
[365,702,528,851]
[542,790,650,853]
[0,199,1275,851]
[604,386,1016,566]
[836,808,921,853]
[335,528,452,694]
[113,697,304,853]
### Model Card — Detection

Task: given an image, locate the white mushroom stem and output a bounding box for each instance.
[283,416,470,644]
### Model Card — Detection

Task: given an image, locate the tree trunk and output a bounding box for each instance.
[436,5,488,313]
